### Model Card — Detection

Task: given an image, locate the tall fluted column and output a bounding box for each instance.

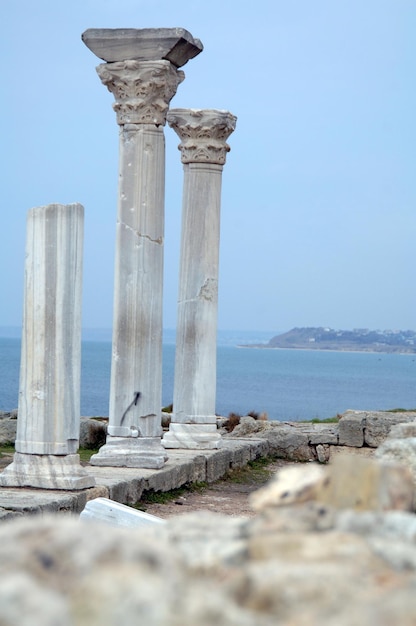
[82,29,203,467]
[163,109,237,449]
[0,203,94,489]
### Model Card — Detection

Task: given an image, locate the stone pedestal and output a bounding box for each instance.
[163,109,236,449]
[83,29,203,467]
[0,203,94,489]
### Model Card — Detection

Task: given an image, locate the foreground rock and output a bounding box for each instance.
[2,455,416,625]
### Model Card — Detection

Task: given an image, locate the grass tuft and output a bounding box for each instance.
[131,481,209,511]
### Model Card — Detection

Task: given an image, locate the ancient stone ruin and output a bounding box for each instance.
[0,27,237,486]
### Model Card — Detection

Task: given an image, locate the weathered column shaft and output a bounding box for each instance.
[163,109,236,449]
[174,162,223,421]
[0,203,95,489]
[17,204,84,455]
[109,123,165,438]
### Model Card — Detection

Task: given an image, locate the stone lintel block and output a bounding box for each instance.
[82,28,203,67]
[0,452,95,490]
[338,411,366,447]
[365,412,416,447]
[89,436,168,469]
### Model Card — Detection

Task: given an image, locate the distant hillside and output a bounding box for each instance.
[254,327,416,353]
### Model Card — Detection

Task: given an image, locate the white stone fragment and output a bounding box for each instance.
[80,497,165,528]
[250,464,327,511]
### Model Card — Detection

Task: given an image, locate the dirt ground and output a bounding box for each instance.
[139,459,295,519]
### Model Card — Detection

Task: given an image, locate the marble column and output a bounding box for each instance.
[0,203,94,489]
[82,29,203,467]
[162,109,237,449]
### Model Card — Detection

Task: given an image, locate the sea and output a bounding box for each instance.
[1,327,415,421]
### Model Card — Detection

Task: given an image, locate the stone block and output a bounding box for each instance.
[375,437,416,482]
[388,423,416,439]
[316,443,330,463]
[82,28,203,66]
[80,497,165,528]
[218,440,252,468]
[258,423,314,461]
[79,418,107,449]
[246,438,270,460]
[318,454,414,512]
[0,452,95,490]
[205,448,233,482]
[0,419,17,445]
[0,507,22,521]
[338,411,365,447]
[90,436,168,469]
[144,455,206,493]
[307,423,339,445]
[365,411,416,447]
[250,464,327,511]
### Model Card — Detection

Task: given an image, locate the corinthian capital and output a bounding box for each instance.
[167,109,237,165]
[96,60,185,126]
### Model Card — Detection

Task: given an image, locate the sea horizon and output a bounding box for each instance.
[1,327,415,420]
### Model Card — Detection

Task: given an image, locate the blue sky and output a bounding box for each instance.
[1,0,415,334]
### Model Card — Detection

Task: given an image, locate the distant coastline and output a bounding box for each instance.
[241,327,416,354]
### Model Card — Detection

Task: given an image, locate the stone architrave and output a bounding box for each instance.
[0,204,94,490]
[162,109,237,449]
[82,29,203,468]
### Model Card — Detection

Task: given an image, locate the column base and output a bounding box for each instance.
[162,423,221,449]
[89,436,168,469]
[0,452,95,490]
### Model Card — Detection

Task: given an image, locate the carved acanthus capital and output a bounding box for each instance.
[96,60,184,126]
[167,109,237,165]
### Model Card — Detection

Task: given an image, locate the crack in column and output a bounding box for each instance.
[120,221,163,244]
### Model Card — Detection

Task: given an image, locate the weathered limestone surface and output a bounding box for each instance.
[0,419,17,446]
[365,411,416,447]
[0,204,94,490]
[3,455,416,625]
[375,421,416,484]
[338,410,366,446]
[79,417,107,449]
[163,109,236,450]
[83,29,202,468]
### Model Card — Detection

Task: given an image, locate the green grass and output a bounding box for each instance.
[301,415,341,423]
[131,481,208,511]
[77,447,99,462]
[220,456,275,484]
[385,408,416,413]
[0,444,15,456]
